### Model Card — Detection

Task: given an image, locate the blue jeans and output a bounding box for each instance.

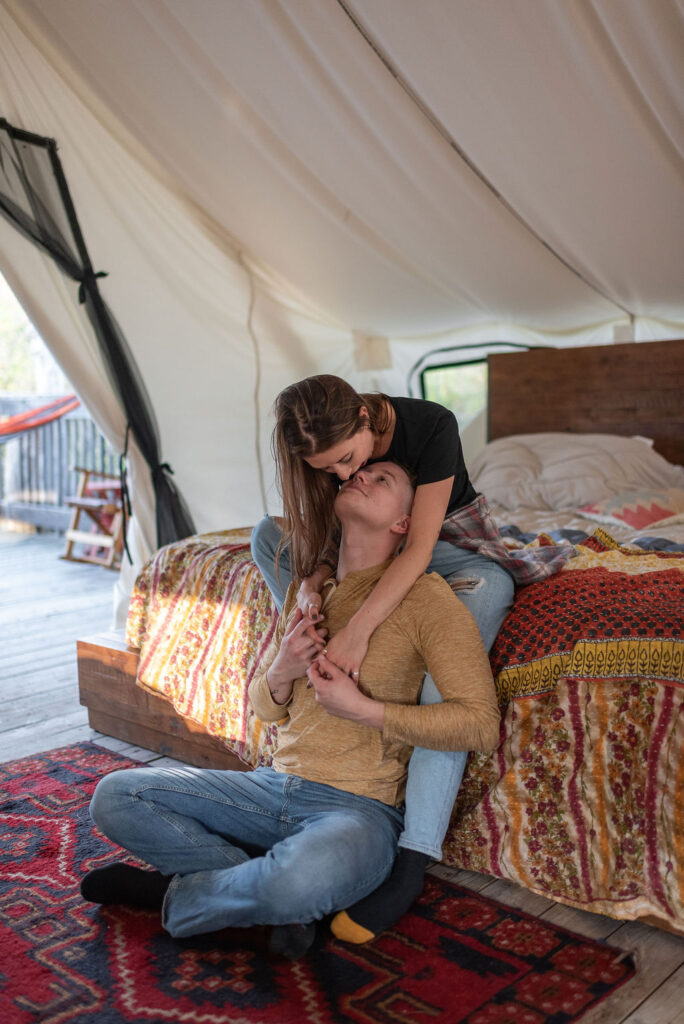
[89,765,402,938]
[251,517,514,860]
[250,515,294,613]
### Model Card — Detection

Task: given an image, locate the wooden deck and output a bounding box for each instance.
[1,529,119,759]
[2,528,683,1023]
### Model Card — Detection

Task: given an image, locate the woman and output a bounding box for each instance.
[251,375,567,943]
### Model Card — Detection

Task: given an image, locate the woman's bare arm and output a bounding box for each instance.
[324,475,454,675]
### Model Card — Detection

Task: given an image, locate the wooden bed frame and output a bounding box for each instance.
[487,339,684,465]
[78,631,247,769]
[77,338,684,765]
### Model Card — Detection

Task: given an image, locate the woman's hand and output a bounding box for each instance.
[267,609,327,699]
[297,565,331,621]
[323,620,371,679]
[297,581,323,621]
[307,655,383,728]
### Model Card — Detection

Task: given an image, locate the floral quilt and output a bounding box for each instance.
[127,528,684,933]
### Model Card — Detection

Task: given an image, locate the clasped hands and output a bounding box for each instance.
[308,619,378,725]
[296,583,369,678]
[270,605,374,722]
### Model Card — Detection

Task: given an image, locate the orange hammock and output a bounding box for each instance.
[0,394,80,442]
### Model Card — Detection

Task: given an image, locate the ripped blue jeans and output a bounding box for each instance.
[250,519,514,860]
[408,541,513,859]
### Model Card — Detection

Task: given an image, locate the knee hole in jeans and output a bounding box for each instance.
[447,574,484,594]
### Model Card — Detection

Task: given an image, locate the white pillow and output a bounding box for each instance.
[470,433,684,511]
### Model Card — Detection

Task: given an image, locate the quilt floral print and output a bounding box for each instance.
[127,529,281,766]
[127,528,684,932]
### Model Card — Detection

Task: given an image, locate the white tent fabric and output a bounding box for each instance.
[1,0,683,623]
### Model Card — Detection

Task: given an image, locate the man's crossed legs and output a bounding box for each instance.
[85,765,402,944]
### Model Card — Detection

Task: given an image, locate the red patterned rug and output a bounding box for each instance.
[1,743,634,1023]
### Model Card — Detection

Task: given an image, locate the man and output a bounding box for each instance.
[81,462,499,957]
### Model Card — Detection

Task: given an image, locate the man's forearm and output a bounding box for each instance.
[383,698,500,752]
[345,694,385,730]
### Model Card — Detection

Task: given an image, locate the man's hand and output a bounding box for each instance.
[307,655,384,729]
[267,609,327,704]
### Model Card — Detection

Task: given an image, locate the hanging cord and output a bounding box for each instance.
[118,423,133,565]
[239,255,268,514]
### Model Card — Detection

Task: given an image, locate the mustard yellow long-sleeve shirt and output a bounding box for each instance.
[249,561,500,807]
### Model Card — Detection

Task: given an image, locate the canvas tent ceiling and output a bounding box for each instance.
[0,0,683,620]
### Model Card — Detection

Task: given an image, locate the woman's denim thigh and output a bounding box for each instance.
[426,541,515,650]
[250,515,292,612]
[399,544,514,859]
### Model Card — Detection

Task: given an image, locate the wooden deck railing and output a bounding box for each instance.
[0,395,119,530]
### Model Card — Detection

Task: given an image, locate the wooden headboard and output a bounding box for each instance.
[487,340,684,467]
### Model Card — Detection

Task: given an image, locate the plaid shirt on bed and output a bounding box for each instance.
[440,494,577,586]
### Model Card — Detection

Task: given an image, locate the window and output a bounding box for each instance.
[421,360,487,428]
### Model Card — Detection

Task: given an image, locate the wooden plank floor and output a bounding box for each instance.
[1,529,119,759]
[2,528,683,1023]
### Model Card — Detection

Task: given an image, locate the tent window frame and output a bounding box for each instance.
[419,357,489,426]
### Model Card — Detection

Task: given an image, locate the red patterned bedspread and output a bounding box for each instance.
[127,529,684,932]
[445,531,683,932]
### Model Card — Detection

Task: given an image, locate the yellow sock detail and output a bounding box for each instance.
[330,911,376,944]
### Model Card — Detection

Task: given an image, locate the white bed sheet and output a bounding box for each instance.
[488,502,684,547]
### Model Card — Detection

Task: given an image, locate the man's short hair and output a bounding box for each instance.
[394,461,417,491]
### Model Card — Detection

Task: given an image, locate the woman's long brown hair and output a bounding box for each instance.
[273,375,392,579]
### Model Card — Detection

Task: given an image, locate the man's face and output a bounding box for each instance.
[334,462,414,532]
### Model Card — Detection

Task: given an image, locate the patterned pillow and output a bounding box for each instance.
[577,489,684,530]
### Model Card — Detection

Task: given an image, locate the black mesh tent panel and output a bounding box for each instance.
[0,118,195,550]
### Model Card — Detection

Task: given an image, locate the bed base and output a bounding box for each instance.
[77,631,248,771]
[76,646,681,934]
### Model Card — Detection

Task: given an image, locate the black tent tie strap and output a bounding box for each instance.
[78,270,108,304]
[118,423,133,565]
[152,462,173,482]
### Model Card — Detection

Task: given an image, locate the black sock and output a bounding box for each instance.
[267,922,317,960]
[331,849,429,942]
[81,862,171,910]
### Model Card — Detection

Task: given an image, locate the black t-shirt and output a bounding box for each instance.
[368,396,476,514]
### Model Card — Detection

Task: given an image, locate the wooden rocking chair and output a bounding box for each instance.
[62,466,124,570]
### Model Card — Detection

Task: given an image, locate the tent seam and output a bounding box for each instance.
[334,0,632,320]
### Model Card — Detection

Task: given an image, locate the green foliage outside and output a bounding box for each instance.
[0,281,36,392]
[422,361,488,427]
[0,274,70,394]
